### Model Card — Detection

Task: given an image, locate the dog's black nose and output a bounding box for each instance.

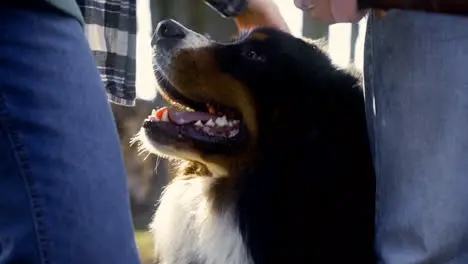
[156,19,186,40]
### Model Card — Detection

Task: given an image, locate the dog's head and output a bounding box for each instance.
[136,19,357,176]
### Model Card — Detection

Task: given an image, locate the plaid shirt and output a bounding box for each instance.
[77,0,137,107]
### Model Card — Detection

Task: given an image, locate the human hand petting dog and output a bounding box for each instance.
[205,0,368,32]
[206,0,468,30]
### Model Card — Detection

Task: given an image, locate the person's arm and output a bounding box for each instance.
[358,0,468,16]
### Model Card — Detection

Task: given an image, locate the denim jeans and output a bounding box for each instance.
[0,5,140,264]
[365,11,468,264]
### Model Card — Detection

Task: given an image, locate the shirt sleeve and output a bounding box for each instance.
[77,0,137,106]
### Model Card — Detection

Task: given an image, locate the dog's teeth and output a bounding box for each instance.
[151,109,156,116]
[203,126,212,134]
[205,119,215,127]
[232,120,240,125]
[194,120,203,127]
[150,116,160,121]
[215,116,228,127]
[161,109,169,122]
[228,121,233,127]
[229,129,239,138]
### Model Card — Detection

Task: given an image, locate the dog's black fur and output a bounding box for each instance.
[144,19,376,264]
[228,29,376,264]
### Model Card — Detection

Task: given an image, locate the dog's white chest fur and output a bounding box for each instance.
[150,177,253,264]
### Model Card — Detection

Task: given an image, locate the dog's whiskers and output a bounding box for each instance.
[130,131,150,157]
[154,156,162,174]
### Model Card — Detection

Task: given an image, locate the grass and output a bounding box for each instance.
[135,230,154,264]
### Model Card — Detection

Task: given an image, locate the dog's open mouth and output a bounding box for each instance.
[143,71,248,152]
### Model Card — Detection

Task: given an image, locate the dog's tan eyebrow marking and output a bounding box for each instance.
[249,32,268,41]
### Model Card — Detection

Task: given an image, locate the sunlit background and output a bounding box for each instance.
[135,0,366,101]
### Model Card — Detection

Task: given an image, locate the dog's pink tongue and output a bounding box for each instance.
[168,110,215,125]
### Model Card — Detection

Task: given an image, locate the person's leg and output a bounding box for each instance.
[365,10,468,264]
[0,4,140,264]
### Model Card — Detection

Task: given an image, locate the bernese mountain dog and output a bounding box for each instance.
[134,18,376,264]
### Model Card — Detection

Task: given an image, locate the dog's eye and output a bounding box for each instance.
[242,50,265,62]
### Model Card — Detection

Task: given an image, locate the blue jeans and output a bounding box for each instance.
[0,5,140,264]
[365,11,468,264]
